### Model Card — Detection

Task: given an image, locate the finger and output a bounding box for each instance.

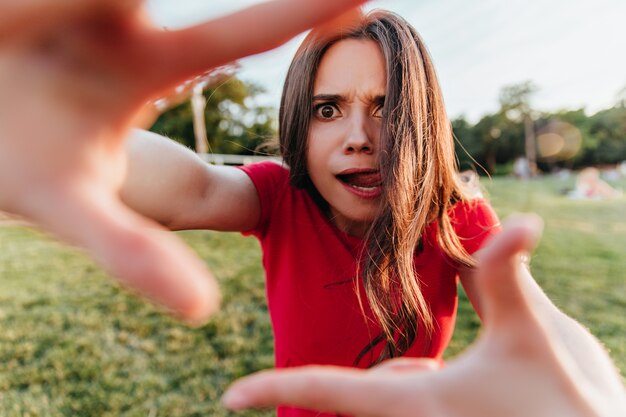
[223,366,391,416]
[371,357,441,375]
[140,0,368,93]
[21,183,219,324]
[474,214,543,327]
[0,0,142,38]
[0,0,83,32]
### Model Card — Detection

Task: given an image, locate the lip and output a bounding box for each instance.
[335,168,383,200]
[340,182,383,199]
[336,168,379,176]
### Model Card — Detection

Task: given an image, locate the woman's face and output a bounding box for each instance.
[306,38,386,237]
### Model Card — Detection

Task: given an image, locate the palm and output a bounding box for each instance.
[0,0,368,322]
[1,4,138,202]
[0,2,221,322]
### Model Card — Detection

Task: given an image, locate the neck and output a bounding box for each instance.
[329,207,371,238]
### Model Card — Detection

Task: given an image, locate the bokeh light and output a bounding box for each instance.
[536,121,582,161]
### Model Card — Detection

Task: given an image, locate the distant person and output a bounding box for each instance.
[223,216,626,417]
[569,167,621,199]
[513,156,531,179]
[458,170,483,198]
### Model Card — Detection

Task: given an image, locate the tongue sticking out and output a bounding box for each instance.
[338,172,382,188]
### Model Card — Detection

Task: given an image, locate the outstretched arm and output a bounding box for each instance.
[0,0,369,323]
[223,215,626,417]
[120,129,260,232]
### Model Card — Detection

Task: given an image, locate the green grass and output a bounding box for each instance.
[1,176,625,416]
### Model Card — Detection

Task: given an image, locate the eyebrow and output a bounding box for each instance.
[312,94,343,102]
[312,94,386,103]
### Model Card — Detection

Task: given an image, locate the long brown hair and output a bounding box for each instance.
[279,10,477,364]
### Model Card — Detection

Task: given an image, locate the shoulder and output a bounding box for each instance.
[450,198,499,228]
[449,198,501,254]
[237,161,290,198]
[238,160,289,183]
[237,161,295,237]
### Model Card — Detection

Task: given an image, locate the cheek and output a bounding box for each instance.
[306,135,334,189]
[305,138,324,180]
[306,126,327,163]
[307,122,341,155]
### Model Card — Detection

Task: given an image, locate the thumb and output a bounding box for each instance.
[474,214,543,328]
[370,357,441,375]
[21,183,219,324]
[223,366,393,416]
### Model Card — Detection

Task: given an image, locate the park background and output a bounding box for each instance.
[2,0,626,415]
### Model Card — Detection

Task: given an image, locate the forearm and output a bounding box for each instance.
[519,267,626,405]
[547,310,625,403]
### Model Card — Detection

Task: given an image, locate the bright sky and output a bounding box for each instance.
[146,0,626,122]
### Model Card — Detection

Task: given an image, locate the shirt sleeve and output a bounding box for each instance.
[237,161,290,239]
[451,198,501,255]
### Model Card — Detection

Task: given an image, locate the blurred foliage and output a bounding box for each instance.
[454,82,626,174]
[498,80,538,118]
[149,78,277,155]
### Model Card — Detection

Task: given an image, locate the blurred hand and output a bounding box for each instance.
[0,0,368,323]
[223,215,626,416]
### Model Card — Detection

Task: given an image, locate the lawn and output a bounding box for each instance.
[0,175,624,416]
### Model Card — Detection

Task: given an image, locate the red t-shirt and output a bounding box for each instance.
[239,161,499,417]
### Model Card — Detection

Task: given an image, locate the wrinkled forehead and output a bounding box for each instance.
[313,38,387,98]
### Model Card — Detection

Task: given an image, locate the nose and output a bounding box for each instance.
[343,112,375,155]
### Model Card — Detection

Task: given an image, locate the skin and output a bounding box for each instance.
[223,215,626,417]
[301,38,488,319]
[307,39,386,238]
[0,0,369,324]
[122,40,621,416]
[122,37,489,323]
[3,4,622,415]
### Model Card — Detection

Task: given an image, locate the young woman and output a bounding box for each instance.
[122,9,498,417]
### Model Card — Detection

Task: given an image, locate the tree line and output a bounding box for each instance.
[453,81,626,175]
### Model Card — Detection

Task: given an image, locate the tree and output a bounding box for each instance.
[149,78,277,155]
[453,87,626,174]
[499,81,539,175]
[452,117,481,171]
[616,85,626,108]
[453,110,525,175]
[587,106,626,165]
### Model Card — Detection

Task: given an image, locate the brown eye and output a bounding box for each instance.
[314,103,341,120]
[321,106,334,118]
[372,105,384,118]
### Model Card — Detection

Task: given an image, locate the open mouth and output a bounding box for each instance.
[336,169,383,198]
